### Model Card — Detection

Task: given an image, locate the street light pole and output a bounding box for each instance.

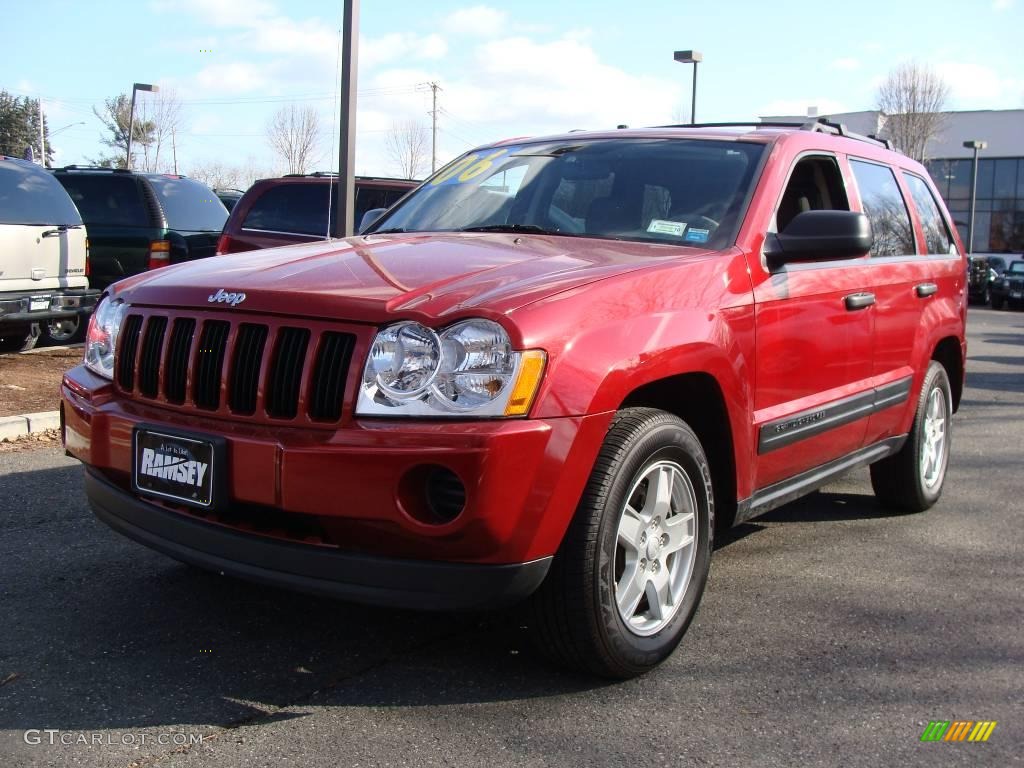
[338,0,359,237]
[126,82,158,170]
[963,139,988,255]
[673,50,703,124]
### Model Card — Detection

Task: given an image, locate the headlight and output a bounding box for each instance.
[357,319,546,417]
[84,296,127,380]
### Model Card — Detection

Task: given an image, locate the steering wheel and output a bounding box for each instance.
[548,204,584,233]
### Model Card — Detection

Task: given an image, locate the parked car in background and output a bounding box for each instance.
[990,259,1024,310]
[63,120,966,678]
[967,254,1008,305]
[214,188,245,212]
[0,156,98,351]
[216,173,417,255]
[52,167,228,291]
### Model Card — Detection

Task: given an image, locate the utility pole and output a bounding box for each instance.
[337,0,359,237]
[429,81,441,173]
[38,99,45,167]
[172,128,178,174]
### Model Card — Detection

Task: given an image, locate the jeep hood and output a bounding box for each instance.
[114,232,712,323]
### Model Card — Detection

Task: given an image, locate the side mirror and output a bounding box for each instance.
[359,208,388,234]
[765,210,872,267]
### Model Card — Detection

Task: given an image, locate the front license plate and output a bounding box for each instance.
[29,296,49,312]
[1011,291,1022,299]
[133,429,216,508]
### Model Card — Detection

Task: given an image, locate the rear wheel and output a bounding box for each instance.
[528,408,713,678]
[40,316,85,345]
[0,324,40,353]
[870,361,952,512]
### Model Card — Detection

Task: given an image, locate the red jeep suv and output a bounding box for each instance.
[62,120,966,678]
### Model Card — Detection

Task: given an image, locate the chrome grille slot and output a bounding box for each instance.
[266,327,310,419]
[194,320,229,410]
[308,332,354,421]
[138,316,167,399]
[229,323,268,415]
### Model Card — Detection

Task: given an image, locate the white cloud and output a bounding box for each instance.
[830,57,861,72]
[194,62,269,94]
[992,0,1014,10]
[933,61,1023,109]
[444,6,508,36]
[361,33,449,69]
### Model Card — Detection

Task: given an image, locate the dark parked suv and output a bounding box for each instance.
[990,259,1024,310]
[52,167,228,291]
[216,174,416,255]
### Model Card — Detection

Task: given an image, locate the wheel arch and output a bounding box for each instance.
[619,372,738,531]
[931,335,964,412]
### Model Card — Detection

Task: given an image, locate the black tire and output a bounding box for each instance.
[40,315,86,345]
[991,296,1004,310]
[0,324,40,353]
[528,408,713,679]
[870,361,952,513]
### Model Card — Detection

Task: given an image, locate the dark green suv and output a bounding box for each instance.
[52,167,228,291]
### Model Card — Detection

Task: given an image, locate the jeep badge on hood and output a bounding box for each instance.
[208,288,246,306]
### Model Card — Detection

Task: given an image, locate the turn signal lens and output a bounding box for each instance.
[504,350,546,416]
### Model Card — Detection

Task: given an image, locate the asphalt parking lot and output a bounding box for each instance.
[1,307,1021,768]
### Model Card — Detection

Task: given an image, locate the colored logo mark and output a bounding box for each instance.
[920,720,997,742]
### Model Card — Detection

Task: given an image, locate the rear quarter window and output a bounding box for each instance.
[902,173,955,255]
[55,174,150,227]
[147,176,228,232]
[0,161,82,226]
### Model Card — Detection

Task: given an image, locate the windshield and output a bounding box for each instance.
[367,138,765,249]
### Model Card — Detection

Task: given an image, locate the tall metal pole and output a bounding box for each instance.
[967,145,979,255]
[338,0,359,237]
[690,62,698,124]
[126,87,138,170]
[37,99,46,166]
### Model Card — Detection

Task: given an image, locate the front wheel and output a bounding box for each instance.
[528,408,713,678]
[870,361,952,512]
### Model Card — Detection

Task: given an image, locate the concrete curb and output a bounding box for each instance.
[0,411,60,442]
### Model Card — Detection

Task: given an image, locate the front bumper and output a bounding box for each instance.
[86,470,551,610]
[62,364,614,604]
[0,288,100,324]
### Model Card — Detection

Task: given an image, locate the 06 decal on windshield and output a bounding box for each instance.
[430,148,522,186]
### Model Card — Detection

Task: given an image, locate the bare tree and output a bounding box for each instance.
[386,120,429,179]
[136,89,184,173]
[875,63,950,163]
[266,104,322,174]
[187,160,242,190]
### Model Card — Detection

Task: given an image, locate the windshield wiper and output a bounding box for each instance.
[369,227,407,234]
[460,224,558,235]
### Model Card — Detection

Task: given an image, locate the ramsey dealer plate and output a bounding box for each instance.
[132,428,220,508]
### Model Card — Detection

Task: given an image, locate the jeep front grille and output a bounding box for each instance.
[115,309,357,424]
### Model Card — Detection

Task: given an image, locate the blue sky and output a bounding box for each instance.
[2,0,1021,179]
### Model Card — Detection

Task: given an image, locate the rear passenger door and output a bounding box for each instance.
[848,160,961,444]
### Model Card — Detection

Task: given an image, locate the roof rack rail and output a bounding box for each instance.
[656,119,895,151]
[55,164,133,173]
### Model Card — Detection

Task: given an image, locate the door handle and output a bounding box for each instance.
[844,292,875,310]
[916,282,938,298]
[41,229,62,238]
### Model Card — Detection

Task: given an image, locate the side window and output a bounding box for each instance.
[243,184,329,236]
[850,160,915,257]
[775,156,850,232]
[902,173,955,255]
